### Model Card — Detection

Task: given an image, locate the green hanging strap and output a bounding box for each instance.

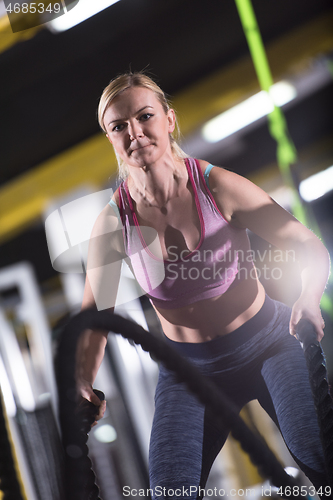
[234,0,332,317]
[234,0,302,213]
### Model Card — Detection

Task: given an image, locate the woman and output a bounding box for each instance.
[78,72,330,498]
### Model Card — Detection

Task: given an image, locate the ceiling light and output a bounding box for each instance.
[48,0,121,32]
[94,424,117,443]
[299,166,333,202]
[202,81,297,143]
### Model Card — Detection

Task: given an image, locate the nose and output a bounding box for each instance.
[128,121,144,141]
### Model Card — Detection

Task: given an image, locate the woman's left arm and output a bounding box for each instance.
[206,164,331,341]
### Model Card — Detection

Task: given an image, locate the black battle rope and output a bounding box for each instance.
[56,309,316,500]
[296,318,333,488]
[0,394,24,500]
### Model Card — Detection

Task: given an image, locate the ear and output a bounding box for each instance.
[167,109,176,134]
[106,133,112,144]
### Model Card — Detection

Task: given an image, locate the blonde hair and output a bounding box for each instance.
[98,72,187,180]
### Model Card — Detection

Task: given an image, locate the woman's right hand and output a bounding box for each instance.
[77,378,106,427]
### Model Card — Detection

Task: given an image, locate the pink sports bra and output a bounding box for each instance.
[117,158,254,309]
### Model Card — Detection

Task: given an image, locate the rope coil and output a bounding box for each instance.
[56,309,326,500]
[296,319,333,488]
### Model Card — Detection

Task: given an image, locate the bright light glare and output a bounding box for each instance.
[0,312,36,412]
[299,166,333,202]
[94,424,117,443]
[0,355,16,417]
[202,81,297,143]
[48,0,121,32]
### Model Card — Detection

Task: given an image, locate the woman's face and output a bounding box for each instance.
[103,86,176,169]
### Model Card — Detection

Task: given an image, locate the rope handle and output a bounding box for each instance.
[295,318,333,490]
[295,318,319,351]
[76,389,105,434]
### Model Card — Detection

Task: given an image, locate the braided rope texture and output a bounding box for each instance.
[56,309,315,500]
[296,319,333,489]
[56,369,103,499]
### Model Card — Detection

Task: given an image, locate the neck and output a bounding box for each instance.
[128,155,187,207]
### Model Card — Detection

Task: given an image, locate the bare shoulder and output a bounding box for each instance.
[196,158,211,174]
[216,167,269,197]
[90,188,122,242]
[112,186,121,207]
[91,205,117,237]
[196,159,244,194]
[196,160,269,222]
[197,160,321,251]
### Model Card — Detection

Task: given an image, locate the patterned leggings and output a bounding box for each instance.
[149,296,328,499]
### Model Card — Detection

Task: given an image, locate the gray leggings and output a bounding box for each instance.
[149,296,328,499]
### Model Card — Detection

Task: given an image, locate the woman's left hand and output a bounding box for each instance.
[290,294,325,342]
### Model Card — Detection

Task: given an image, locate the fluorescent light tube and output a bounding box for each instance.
[48,0,120,32]
[202,81,297,143]
[299,165,333,202]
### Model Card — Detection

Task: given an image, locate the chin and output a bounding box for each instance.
[132,151,157,166]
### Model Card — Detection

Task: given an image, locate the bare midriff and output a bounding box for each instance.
[153,275,266,343]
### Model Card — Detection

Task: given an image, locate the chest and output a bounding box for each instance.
[134,186,202,261]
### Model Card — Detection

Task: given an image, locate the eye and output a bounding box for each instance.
[112,123,125,132]
[140,113,153,121]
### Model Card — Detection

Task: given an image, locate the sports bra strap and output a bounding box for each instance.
[204,164,214,190]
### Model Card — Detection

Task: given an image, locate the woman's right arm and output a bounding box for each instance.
[77,201,123,422]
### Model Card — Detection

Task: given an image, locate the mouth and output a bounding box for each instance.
[130,144,152,153]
